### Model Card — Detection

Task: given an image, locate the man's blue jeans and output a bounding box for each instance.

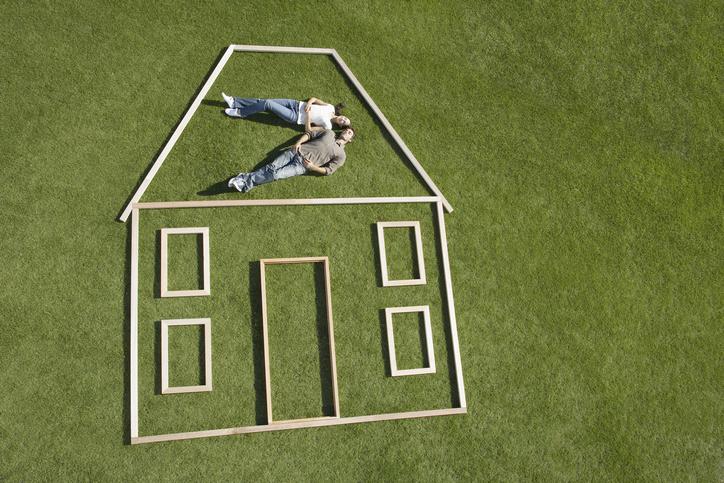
[229,150,306,192]
[229,97,299,124]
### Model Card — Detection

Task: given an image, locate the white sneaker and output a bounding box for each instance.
[222,92,234,108]
[228,176,241,191]
[228,175,251,192]
[224,108,241,118]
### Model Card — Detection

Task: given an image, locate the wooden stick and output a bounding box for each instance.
[161,319,213,394]
[130,209,139,438]
[323,258,340,417]
[160,227,211,297]
[134,196,440,210]
[330,50,453,213]
[259,261,272,423]
[271,416,337,425]
[261,256,328,265]
[118,45,236,222]
[436,202,466,408]
[376,221,427,286]
[385,306,436,377]
[231,44,334,54]
[131,407,466,444]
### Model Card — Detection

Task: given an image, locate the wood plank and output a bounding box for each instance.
[161,318,168,392]
[131,407,467,444]
[436,202,466,408]
[261,256,328,265]
[259,261,272,423]
[323,258,340,417]
[161,318,213,394]
[385,305,436,377]
[232,44,334,54]
[160,227,210,297]
[376,221,427,286]
[271,416,337,425]
[130,209,139,438]
[134,196,440,210]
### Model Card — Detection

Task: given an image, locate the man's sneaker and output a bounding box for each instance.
[222,92,234,108]
[229,175,252,193]
[224,108,241,118]
[228,176,243,192]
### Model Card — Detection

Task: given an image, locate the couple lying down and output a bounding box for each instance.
[221,94,356,193]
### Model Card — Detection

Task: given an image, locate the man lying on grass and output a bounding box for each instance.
[228,125,355,193]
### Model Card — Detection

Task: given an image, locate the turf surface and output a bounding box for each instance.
[1,1,721,480]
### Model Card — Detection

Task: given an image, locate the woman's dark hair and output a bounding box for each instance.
[334,102,346,116]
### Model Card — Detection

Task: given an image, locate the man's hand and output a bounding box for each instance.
[305,97,318,112]
[294,132,310,151]
[303,159,325,174]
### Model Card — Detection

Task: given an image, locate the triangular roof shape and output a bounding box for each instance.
[118,44,452,222]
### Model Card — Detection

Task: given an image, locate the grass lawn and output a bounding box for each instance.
[1,1,721,480]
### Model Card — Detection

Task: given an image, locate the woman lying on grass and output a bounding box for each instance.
[221,94,351,130]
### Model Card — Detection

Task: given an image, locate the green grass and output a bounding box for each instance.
[389,310,430,370]
[166,232,204,291]
[1,0,721,480]
[167,324,204,387]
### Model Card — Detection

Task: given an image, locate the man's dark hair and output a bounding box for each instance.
[334,102,346,116]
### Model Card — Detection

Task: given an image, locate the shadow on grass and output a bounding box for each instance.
[378,310,391,376]
[201,99,303,131]
[248,262,268,424]
[314,263,335,416]
[196,233,204,290]
[409,226,421,280]
[197,134,303,196]
[197,180,232,196]
[202,99,227,109]
[154,230,160,297]
[369,223,383,287]
[418,311,431,367]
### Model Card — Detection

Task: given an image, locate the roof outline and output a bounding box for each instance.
[118,44,453,223]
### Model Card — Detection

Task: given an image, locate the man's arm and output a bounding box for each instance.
[321,157,341,175]
[292,132,310,153]
[293,128,324,152]
[304,97,332,112]
[311,154,345,176]
[304,115,324,134]
[303,159,327,174]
